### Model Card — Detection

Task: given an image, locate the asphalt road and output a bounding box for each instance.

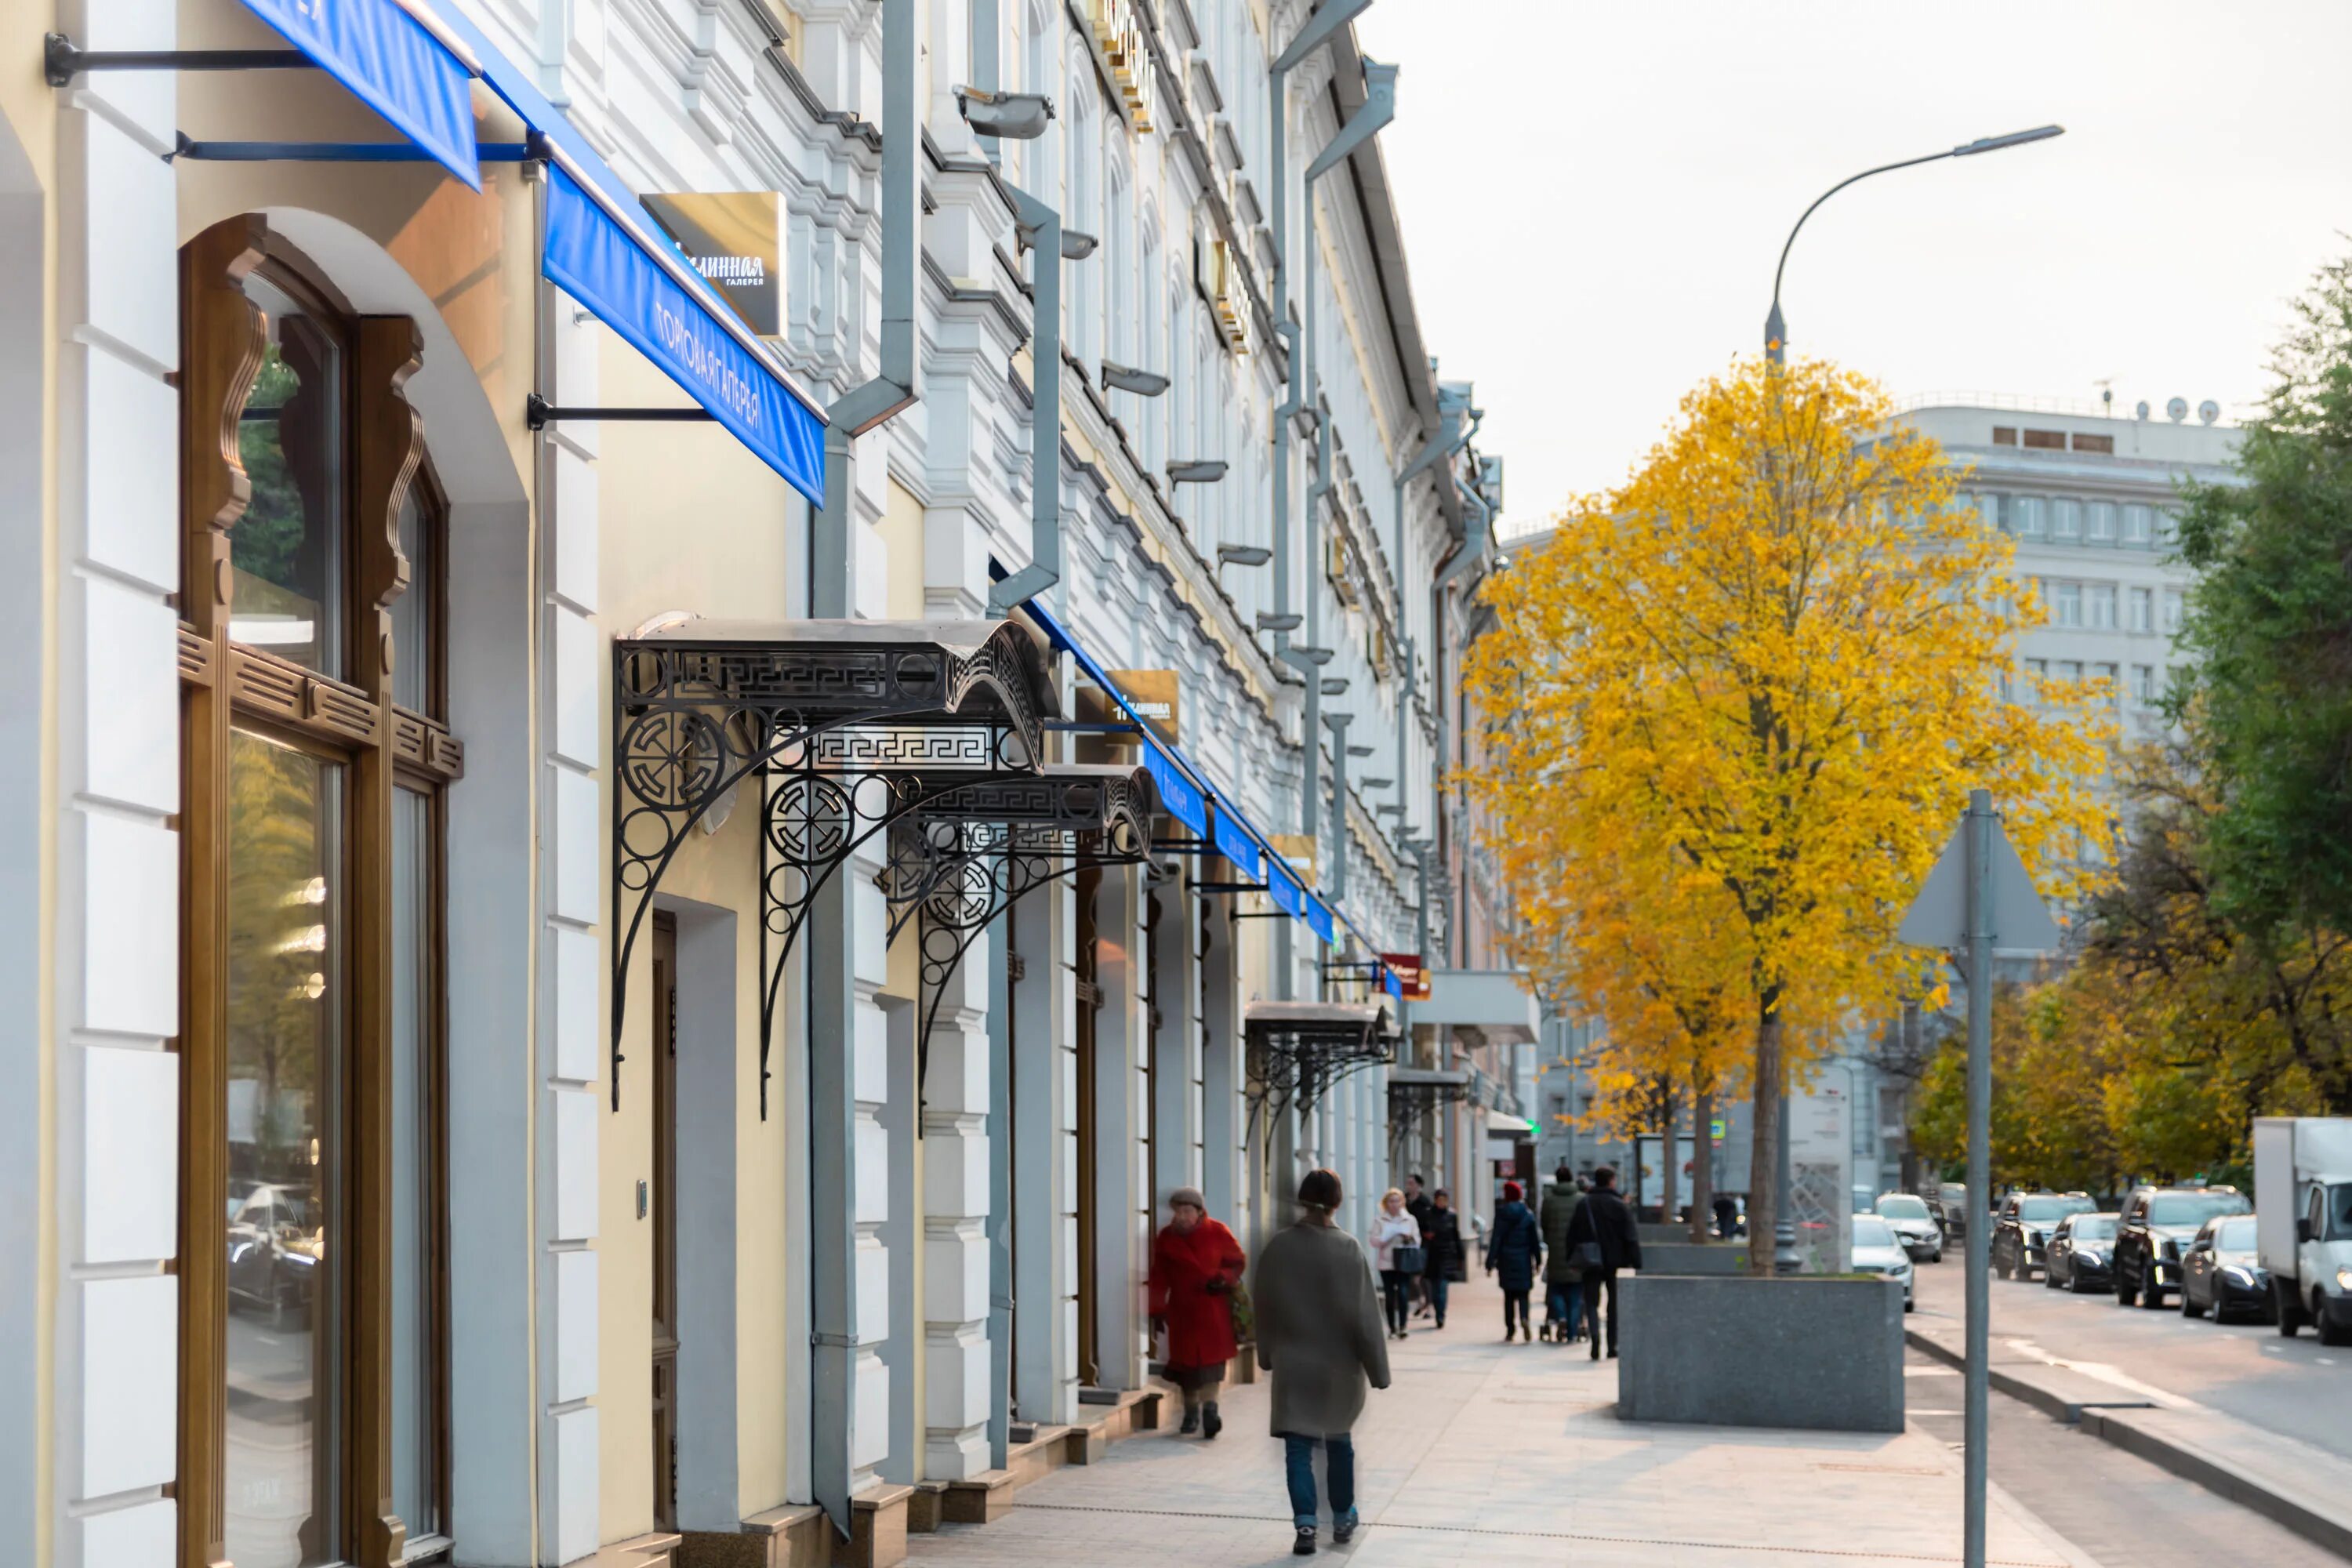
[1911,1252,2352,1463]
[1903,1352,2344,1568]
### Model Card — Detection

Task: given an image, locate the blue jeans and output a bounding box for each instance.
[1283,1434,1356,1531]
[1548,1281,1583,1333]
[1425,1272,1450,1323]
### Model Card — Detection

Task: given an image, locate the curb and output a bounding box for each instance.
[1904,1326,2352,1559]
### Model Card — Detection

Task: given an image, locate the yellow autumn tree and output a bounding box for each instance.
[1464,357,2115,1272]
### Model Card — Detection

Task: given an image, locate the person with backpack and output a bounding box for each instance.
[1419,1188,1464,1329]
[1537,1163,1587,1342]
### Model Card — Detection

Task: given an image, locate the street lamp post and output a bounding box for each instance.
[1763,126,2063,365]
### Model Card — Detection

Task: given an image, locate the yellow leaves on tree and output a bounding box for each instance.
[1461,357,2114,1268]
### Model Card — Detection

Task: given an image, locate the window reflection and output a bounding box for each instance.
[390,786,439,1538]
[391,483,434,715]
[225,731,343,1568]
[234,273,345,677]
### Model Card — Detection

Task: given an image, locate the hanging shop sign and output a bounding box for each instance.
[642,190,786,337]
[1381,952,1432,1003]
[1075,668,1181,747]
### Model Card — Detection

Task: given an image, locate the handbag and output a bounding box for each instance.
[1394,1243,1426,1275]
[1225,1276,1255,1345]
[1572,1240,1604,1272]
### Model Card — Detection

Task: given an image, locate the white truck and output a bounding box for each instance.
[2252,1116,2352,1344]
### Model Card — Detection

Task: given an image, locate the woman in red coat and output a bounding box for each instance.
[1149,1186,1247,1438]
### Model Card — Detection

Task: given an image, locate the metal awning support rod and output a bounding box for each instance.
[45,34,311,84]
[1191,882,1270,895]
[528,394,714,428]
[172,136,532,163]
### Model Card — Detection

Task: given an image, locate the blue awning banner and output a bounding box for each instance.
[243,0,480,189]
[1305,896,1335,945]
[1211,802,1262,880]
[1385,968,1404,1001]
[1142,735,1207,837]
[1269,866,1305,918]
[543,165,826,504]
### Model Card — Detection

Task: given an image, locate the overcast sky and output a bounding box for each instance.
[1353,0,2352,531]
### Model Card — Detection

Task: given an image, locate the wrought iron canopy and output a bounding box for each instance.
[612,616,1056,1109]
[1244,1000,1399,1112]
[1386,1066,1473,1116]
[882,764,1157,1122]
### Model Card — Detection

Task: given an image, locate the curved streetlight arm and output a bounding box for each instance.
[1766,125,2062,364]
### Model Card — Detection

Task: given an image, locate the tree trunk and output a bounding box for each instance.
[1660,1083,1679,1225]
[1690,1082,1715,1243]
[1747,1011,1784,1275]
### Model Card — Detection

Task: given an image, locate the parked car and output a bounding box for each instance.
[227,1179,320,1327]
[1850,1214,1915,1312]
[2114,1185,2252,1309]
[2180,1214,2273,1323]
[1930,1183,1971,1246]
[2043,1212,2118,1294]
[1874,1192,1943,1261]
[1992,1192,2098,1279]
[2252,1116,2352,1344]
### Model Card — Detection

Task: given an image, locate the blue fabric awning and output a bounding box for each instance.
[543,166,826,503]
[1140,734,1207,837]
[1211,800,1263,880]
[1305,897,1336,946]
[242,0,481,187]
[418,2,827,502]
[1268,865,1305,918]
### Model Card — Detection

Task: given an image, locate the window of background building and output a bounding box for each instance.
[2129,586,2154,633]
[2122,503,2154,546]
[180,220,456,1568]
[1973,492,1998,532]
[2086,501,2117,543]
[2052,498,2082,540]
[2009,495,2045,538]
[2057,659,2084,681]
[2052,580,2083,628]
[2022,428,2067,450]
[2024,657,2047,700]
[2094,661,2120,695]
[2132,664,2158,704]
[2088,583,2117,630]
[2165,590,2185,633]
[2158,509,2180,545]
[2072,432,2115,454]
[1992,426,2017,445]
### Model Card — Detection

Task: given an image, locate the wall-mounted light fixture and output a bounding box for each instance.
[1361,777,1393,789]
[956,86,1055,140]
[1291,644,1334,666]
[1167,459,1229,484]
[1347,744,1374,759]
[1375,804,1405,818]
[1255,611,1302,633]
[1320,677,1350,695]
[1216,544,1271,567]
[1058,229,1100,260]
[1102,361,1169,396]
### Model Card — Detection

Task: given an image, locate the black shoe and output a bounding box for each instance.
[1293,1528,1318,1555]
[1179,1406,1200,1435]
[1334,1514,1358,1544]
[1590,1341,1601,1361]
[1202,1402,1221,1440]
[1608,1347,1619,1359]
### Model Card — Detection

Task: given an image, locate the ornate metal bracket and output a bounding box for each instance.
[611,619,1052,1111]
[1243,1001,1399,1116]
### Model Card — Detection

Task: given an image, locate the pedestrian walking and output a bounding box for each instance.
[1148,1187,1247,1438]
[1484,1179,1544,1341]
[1368,1189,1423,1339]
[1537,1162,1586,1343]
[1419,1189,1463,1328]
[1712,1190,1738,1239]
[1254,1168,1392,1556]
[1403,1174,1436,1319]
[1563,1163,1642,1359]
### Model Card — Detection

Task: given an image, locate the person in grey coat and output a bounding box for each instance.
[1254,1167,1392,1555]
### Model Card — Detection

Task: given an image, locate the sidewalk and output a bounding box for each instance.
[907,1274,2088,1568]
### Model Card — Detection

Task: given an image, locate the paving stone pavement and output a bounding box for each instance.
[907,1273,2092,1568]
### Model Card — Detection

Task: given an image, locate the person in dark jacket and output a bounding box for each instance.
[1484,1181,1544,1341]
[1419,1189,1464,1328]
[1537,1164,1586,1342]
[1712,1191,1739,1239]
[1403,1174,1436,1318]
[1563,1164,1642,1359]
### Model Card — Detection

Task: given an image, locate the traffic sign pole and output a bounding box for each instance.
[1963,789,1994,1568]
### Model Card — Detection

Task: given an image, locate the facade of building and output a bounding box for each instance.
[1,2,1530,1568]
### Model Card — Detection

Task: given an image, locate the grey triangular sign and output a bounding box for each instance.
[1897,815,2064,953]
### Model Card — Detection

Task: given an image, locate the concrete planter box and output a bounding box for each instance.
[1616,1276,1904,1433]
[1638,1241,1749,1276]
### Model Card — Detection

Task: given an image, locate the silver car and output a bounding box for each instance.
[1852,1214,1916,1312]
[1875,1192,1944,1263]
